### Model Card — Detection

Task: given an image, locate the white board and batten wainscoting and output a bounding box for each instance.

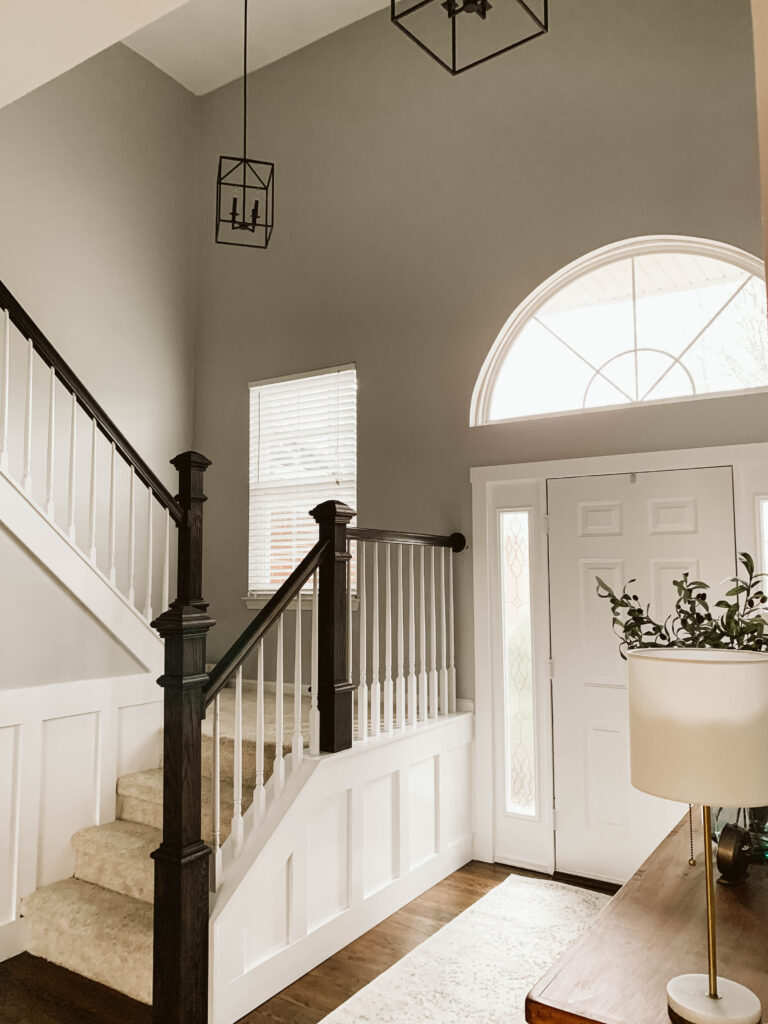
[472,442,768,885]
[0,672,164,962]
[210,711,474,1024]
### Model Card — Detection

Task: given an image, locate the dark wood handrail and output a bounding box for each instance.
[0,278,183,522]
[348,526,467,552]
[204,538,330,708]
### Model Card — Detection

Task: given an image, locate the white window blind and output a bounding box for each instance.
[248,366,357,593]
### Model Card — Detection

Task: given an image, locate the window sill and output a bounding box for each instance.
[243,593,360,611]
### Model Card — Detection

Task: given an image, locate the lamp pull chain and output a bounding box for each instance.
[688,804,697,867]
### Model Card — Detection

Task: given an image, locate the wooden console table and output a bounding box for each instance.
[526,815,768,1024]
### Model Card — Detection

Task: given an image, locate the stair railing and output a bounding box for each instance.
[152,456,467,1023]
[347,528,466,739]
[0,281,182,619]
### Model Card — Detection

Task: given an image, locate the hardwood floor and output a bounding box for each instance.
[0,861,615,1024]
[236,861,513,1024]
[0,951,151,1024]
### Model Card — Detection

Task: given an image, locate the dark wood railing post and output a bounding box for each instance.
[310,500,356,753]
[150,451,215,1024]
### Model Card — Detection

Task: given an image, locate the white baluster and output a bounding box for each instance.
[370,543,380,738]
[88,418,97,561]
[21,338,33,493]
[143,488,153,619]
[407,546,417,726]
[347,549,353,732]
[45,366,55,517]
[384,543,393,734]
[419,547,428,724]
[161,511,170,612]
[358,541,368,742]
[310,572,320,756]
[254,640,266,817]
[275,615,285,791]
[232,665,244,851]
[211,693,222,891]
[67,391,77,540]
[439,547,449,715]
[0,308,9,472]
[396,545,406,731]
[128,467,136,604]
[448,549,457,713]
[108,443,117,583]
[429,547,438,718]
[292,589,303,769]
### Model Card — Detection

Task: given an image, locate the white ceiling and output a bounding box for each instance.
[0,0,190,110]
[125,0,388,97]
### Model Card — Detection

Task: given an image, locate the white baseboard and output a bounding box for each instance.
[0,917,27,962]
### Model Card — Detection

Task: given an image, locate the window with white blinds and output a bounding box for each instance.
[248,365,357,593]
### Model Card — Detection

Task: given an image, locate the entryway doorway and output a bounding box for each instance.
[471,444,768,884]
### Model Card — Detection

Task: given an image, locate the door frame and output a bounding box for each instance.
[471,441,768,868]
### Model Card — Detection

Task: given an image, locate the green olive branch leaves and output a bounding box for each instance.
[595,552,768,659]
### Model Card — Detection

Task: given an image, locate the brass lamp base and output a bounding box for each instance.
[667,975,762,1024]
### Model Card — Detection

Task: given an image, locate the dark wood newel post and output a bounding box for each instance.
[151,451,215,1024]
[310,500,356,753]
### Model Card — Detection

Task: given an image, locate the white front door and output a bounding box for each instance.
[548,466,736,883]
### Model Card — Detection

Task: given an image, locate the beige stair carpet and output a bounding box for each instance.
[201,686,311,786]
[73,820,158,903]
[21,877,153,1004]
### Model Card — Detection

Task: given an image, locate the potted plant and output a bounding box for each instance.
[596,552,768,870]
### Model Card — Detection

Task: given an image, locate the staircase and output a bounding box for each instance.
[1,278,472,1024]
[20,688,310,1003]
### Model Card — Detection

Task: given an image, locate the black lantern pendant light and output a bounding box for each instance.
[216,0,274,248]
[391,0,548,75]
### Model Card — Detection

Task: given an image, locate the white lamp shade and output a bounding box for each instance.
[628,648,768,808]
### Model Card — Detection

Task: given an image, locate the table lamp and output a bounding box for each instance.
[628,648,768,1024]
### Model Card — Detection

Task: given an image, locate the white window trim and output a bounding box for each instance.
[248,362,356,389]
[470,234,767,427]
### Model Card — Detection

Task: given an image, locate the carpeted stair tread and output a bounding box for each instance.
[117,767,255,843]
[20,877,153,1004]
[72,820,159,903]
[202,687,310,744]
[199,687,310,783]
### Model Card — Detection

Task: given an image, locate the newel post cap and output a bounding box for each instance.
[170,450,212,473]
[151,601,216,637]
[309,500,357,525]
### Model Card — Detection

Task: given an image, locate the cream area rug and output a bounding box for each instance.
[320,873,611,1024]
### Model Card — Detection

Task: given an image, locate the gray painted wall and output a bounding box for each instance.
[0,44,199,489]
[0,525,143,687]
[192,0,766,695]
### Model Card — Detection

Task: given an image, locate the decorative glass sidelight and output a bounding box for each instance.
[499,510,536,815]
[760,498,768,574]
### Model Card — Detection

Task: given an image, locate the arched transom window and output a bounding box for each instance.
[471,236,768,424]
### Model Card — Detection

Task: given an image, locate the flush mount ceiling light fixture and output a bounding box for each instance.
[391,0,548,75]
[216,0,274,248]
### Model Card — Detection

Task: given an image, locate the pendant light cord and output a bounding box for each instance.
[243,0,248,162]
